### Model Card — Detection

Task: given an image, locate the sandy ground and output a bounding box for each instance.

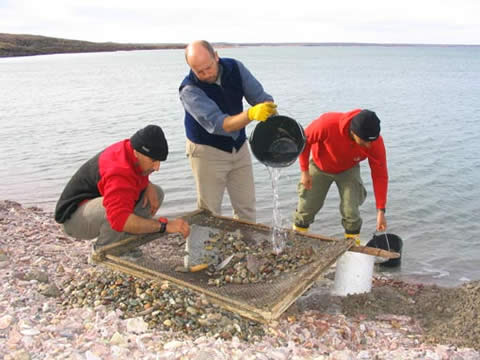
[1,199,479,360]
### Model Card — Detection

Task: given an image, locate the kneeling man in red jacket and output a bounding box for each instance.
[55,125,190,252]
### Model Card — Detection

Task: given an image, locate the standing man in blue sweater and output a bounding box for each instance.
[179,40,277,222]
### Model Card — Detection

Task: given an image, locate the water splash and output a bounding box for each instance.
[267,166,288,255]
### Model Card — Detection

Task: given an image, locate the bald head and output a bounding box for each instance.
[185,40,219,83]
[185,40,215,62]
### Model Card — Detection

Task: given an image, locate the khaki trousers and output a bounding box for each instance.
[293,161,366,234]
[62,184,164,247]
[186,139,256,222]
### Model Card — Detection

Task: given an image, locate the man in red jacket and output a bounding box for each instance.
[292,110,388,244]
[55,125,190,252]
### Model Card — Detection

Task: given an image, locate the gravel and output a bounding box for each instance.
[1,199,479,360]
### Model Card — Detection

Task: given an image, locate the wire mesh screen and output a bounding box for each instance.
[93,209,353,322]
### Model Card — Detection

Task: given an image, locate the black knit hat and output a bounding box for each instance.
[350,110,381,141]
[130,125,168,161]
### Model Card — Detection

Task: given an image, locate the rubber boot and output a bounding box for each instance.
[345,233,361,246]
[292,224,309,233]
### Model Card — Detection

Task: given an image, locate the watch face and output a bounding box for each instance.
[159,222,167,233]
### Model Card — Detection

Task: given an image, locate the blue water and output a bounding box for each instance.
[1,46,479,286]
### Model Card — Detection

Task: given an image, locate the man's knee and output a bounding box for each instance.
[62,222,97,240]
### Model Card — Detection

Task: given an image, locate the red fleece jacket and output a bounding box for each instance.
[299,109,388,209]
[98,140,149,231]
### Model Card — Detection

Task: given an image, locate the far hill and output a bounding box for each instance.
[0,33,186,58]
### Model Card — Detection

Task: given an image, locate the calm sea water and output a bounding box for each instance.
[1,46,479,286]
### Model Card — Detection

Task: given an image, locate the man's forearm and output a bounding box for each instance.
[222,111,251,132]
[122,213,161,234]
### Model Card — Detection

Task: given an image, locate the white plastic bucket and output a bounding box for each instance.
[333,251,375,296]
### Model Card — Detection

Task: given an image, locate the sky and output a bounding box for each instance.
[1,0,479,45]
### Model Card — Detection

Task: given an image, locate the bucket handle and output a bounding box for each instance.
[372,231,392,252]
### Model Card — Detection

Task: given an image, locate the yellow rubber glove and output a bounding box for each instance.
[247,102,277,122]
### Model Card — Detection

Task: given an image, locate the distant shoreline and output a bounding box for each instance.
[0,33,186,58]
[1,33,479,58]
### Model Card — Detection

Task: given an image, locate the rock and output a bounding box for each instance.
[329,350,355,360]
[110,332,126,345]
[0,314,14,329]
[25,270,49,283]
[220,331,232,340]
[40,284,61,298]
[186,306,198,315]
[20,328,40,336]
[58,330,75,339]
[0,251,8,262]
[11,299,25,307]
[194,350,214,360]
[13,272,26,280]
[7,350,31,360]
[266,350,289,360]
[85,351,102,360]
[163,340,184,350]
[126,317,148,334]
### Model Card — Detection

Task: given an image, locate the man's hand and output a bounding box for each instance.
[247,102,277,122]
[300,171,312,190]
[166,218,190,238]
[142,183,160,215]
[376,210,387,232]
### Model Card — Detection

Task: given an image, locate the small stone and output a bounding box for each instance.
[25,270,49,283]
[163,340,183,350]
[192,351,213,360]
[85,351,102,360]
[0,314,13,329]
[126,317,148,334]
[287,315,296,323]
[59,330,75,339]
[220,331,232,340]
[0,251,8,262]
[110,332,126,345]
[161,282,169,290]
[40,284,61,298]
[9,350,31,360]
[20,328,41,336]
[186,306,198,315]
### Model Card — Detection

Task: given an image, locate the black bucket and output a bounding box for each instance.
[366,233,403,268]
[249,115,306,168]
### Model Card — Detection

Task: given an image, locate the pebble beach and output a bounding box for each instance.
[1,200,479,360]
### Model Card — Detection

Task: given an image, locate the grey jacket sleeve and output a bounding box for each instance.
[179,85,240,138]
[236,60,274,105]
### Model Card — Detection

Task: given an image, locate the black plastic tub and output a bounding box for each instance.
[366,233,403,267]
[249,115,305,168]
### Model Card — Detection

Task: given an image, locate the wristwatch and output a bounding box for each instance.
[158,217,168,233]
